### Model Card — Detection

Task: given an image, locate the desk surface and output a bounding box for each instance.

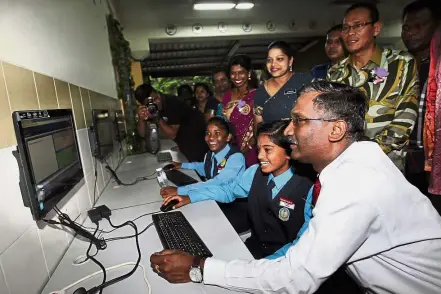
[42,140,253,294]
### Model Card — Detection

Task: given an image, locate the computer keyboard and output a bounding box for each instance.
[157,151,172,162]
[165,169,198,186]
[152,211,213,258]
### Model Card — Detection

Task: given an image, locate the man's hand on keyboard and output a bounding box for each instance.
[160,187,178,198]
[163,195,190,209]
[150,250,194,283]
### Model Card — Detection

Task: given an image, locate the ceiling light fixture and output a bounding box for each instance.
[235,0,254,9]
[193,1,236,10]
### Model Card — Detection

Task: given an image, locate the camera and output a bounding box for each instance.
[146,97,159,116]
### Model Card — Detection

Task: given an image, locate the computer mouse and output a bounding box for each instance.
[163,163,175,171]
[160,199,179,212]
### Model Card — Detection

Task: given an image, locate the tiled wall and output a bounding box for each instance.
[0,61,125,294]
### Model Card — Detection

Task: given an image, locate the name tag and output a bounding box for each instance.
[279,197,295,210]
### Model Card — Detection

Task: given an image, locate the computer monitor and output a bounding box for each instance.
[12,109,84,220]
[90,109,114,160]
[114,110,126,142]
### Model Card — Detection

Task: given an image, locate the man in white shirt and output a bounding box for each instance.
[150,81,441,293]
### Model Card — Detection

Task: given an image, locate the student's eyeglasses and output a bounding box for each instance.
[342,21,375,34]
[291,116,338,126]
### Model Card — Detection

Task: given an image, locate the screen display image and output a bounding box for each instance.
[13,109,83,220]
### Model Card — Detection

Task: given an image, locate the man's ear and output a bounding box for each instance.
[328,120,347,142]
[227,134,233,142]
[373,21,383,37]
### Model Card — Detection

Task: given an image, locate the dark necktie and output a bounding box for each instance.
[312,177,321,206]
[267,179,275,199]
[211,156,218,178]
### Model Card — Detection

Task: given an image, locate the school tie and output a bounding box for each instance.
[312,177,321,206]
[211,156,218,178]
[267,179,276,199]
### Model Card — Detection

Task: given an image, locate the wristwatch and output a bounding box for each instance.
[189,256,203,283]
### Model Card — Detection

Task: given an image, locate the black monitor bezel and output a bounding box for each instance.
[92,109,114,160]
[12,109,84,221]
[114,110,126,142]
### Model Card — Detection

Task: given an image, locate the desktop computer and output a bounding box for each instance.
[12,109,84,220]
[89,109,115,161]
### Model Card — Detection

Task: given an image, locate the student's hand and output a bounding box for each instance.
[162,195,191,209]
[172,162,182,169]
[160,186,178,198]
[138,106,149,121]
[150,250,194,283]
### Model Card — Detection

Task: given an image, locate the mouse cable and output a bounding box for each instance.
[104,222,154,242]
[50,262,151,294]
[84,218,142,294]
[104,164,156,186]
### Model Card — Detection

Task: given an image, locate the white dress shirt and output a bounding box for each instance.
[203,141,441,293]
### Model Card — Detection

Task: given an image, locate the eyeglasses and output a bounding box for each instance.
[291,116,338,125]
[342,21,375,34]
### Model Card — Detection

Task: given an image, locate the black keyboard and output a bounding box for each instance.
[165,169,198,186]
[152,211,213,258]
[157,152,172,162]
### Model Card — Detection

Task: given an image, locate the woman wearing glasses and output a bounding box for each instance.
[253,41,311,129]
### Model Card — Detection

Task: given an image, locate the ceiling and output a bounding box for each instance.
[142,37,320,77]
[110,0,412,77]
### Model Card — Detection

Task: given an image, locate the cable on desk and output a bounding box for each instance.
[54,262,151,294]
[86,224,106,294]
[104,161,156,186]
[105,222,154,242]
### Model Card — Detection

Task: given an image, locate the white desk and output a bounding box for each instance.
[96,141,199,211]
[42,141,253,294]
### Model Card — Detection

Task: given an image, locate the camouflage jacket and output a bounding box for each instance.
[327,46,419,171]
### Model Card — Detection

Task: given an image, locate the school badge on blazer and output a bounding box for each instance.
[217,158,227,172]
[279,207,290,221]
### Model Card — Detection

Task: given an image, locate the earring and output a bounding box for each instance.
[248,76,251,80]
[289,65,293,72]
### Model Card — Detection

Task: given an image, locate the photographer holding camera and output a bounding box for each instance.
[135,83,208,162]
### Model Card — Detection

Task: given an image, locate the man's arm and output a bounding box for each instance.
[203,173,377,293]
[158,118,179,140]
[187,164,258,203]
[373,58,419,154]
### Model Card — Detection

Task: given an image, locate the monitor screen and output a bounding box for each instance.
[12,109,83,220]
[92,109,114,160]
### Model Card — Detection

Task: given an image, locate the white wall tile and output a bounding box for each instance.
[36,221,68,277]
[0,146,35,254]
[0,265,9,294]
[75,183,92,223]
[0,226,49,294]
[84,171,98,207]
[76,129,93,177]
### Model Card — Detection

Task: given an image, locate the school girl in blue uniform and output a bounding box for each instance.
[162,120,313,259]
[160,116,246,203]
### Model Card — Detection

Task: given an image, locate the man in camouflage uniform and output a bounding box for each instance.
[327,3,419,171]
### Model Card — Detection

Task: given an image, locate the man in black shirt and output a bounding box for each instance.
[402,0,440,199]
[135,83,208,162]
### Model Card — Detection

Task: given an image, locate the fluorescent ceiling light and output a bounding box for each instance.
[235,1,254,9]
[193,2,236,10]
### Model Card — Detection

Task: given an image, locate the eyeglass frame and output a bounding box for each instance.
[290,116,339,126]
[341,21,376,34]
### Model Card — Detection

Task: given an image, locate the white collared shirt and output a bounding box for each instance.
[204,141,441,293]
